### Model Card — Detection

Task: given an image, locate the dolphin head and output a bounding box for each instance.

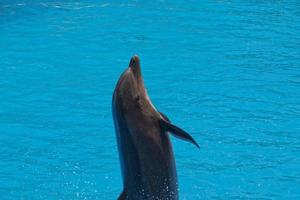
[113,55,156,116]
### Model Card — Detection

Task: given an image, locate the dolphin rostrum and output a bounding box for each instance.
[112,55,199,200]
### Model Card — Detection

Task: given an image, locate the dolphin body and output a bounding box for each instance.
[112,56,199,200]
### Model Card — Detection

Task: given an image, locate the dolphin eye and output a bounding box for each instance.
[134,95,140,102]
[134,95,142,108]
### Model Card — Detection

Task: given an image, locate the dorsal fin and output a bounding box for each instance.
[159,112,200,148]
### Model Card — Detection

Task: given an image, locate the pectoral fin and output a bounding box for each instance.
[159,111,170,122]
[159,114,200,148]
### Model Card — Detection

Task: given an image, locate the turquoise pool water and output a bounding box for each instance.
[1,1,300,199]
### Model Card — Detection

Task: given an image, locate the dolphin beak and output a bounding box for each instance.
[129,55,140,70]
[128,55,142,82]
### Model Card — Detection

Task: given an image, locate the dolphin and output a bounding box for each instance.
[112,55,199,200]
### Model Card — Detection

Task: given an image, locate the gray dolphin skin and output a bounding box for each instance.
[112,55,199,200]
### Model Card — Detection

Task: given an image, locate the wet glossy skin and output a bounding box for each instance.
[112,56,178,200]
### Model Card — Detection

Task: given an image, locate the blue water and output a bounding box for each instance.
[1,1,300,199]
